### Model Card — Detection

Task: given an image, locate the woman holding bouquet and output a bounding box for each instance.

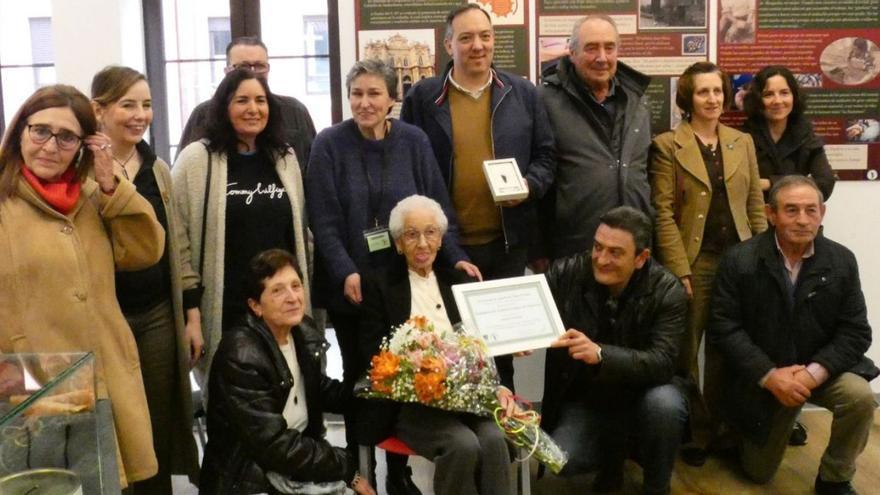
[307,59,479,494]
[358,195,511,495]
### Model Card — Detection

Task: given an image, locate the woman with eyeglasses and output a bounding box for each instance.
[357,195,513,495]
[91,66,201,494]
[0,85,164,487]
[306,59,479,494]
[173,69,310,391]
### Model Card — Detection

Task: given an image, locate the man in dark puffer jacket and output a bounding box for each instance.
[709,176,877,495]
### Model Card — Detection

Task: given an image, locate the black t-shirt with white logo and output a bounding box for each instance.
[222,151,294,329]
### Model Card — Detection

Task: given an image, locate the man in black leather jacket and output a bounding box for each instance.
[542,206,688,495]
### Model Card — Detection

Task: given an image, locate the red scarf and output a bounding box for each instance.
[21,166,81,214]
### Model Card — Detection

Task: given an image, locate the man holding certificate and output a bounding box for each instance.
[401,4,556,389]
[541,207,688,495]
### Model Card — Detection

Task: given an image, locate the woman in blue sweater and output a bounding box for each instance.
[306,58,479,495]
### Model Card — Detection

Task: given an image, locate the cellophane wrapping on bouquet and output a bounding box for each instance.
[357,315,568,473]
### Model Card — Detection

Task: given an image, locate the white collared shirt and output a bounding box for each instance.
[447,70,494,100]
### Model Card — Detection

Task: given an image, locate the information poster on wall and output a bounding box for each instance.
[715,0,880,180]
[354,0,531,116]
[536,0,710,134]
[344,0,879,178]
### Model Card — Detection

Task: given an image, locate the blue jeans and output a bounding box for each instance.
[552,383,687,494]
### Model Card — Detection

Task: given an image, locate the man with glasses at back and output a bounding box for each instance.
[177,36,316,169]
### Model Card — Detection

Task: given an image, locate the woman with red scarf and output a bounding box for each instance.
[0,85,165,489]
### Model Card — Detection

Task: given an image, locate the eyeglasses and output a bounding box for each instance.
[229,62,270,74]
[402,227,441,244]
[26,125,83,151]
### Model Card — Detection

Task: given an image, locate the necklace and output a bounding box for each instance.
[693,130,718,151]
[113,148,138,179]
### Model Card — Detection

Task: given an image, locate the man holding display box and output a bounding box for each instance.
[401,3,556,389]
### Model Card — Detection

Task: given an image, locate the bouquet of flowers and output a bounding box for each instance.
[358,315,568,474]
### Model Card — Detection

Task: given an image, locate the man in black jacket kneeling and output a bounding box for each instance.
[542,206,688,495]
[709,175,878,495]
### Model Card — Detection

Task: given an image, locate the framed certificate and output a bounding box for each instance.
[452,275,566,356]
[482,158,528,202]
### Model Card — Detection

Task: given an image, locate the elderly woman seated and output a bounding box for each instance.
[200,249,375,495]
[356,195,513,495]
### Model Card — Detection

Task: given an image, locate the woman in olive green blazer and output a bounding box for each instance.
[650,62,766,456]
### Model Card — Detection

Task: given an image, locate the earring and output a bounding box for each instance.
[75,148,84,167]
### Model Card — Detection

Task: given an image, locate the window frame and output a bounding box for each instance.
[142,0,341,161]
[0,12,57,138]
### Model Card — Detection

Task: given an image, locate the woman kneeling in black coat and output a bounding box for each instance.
[200,249,375,495]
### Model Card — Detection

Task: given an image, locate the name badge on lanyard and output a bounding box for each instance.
[361,121,393,254]
[364,226,392,253]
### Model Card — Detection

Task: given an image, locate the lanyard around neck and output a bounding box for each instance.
[359,120,392,227]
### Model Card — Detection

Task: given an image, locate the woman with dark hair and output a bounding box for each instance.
[650,61,767,463]
[201,249,375,495]
[307,59,478,494]
[91,65,201,493]
[0,85,164,486]
[173,69,310,384]
[742,65,835,201]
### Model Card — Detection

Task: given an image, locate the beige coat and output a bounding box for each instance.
[171,142,311,387]
[0,175,165,485]
[650,121,767,278]
[152,157,200,480]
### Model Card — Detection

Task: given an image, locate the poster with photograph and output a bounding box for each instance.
[354,0,531,94]
[716,0,880,180]
[535,0,709,134]
[345,1,878,178]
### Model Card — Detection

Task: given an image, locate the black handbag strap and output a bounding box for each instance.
[198,143,212,276]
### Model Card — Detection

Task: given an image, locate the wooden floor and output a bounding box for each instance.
[532,409,880,494]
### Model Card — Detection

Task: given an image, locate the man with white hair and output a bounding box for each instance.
[536,15,653,262]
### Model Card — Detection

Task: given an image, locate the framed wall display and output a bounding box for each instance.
[452,274,566,356]
[482,158,528,202]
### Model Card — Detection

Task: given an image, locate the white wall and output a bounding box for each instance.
[51,0,144,95]
[822,181,880,391]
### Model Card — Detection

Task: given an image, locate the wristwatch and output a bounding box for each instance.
[595,346,603,363]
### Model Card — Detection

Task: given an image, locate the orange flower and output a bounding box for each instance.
[414,371,446,403]
[419,356,446,375]
[409,315,428,330]
[370,351,400,393]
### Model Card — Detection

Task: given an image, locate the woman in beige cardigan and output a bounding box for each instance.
[650,62,767,463]
[0,85,164,486]
[172,69,310,389]
[91,66,201,493]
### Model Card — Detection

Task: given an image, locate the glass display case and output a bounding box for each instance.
[0,353,116,494]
